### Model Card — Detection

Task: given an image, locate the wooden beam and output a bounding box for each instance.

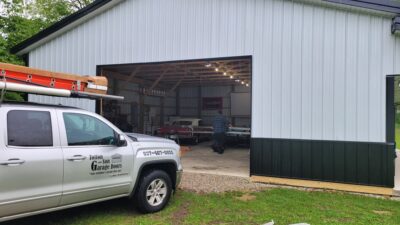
[102,69,146,84]
[139,94,144,133]
[197,86,202,118]
[167,64,194,92]
[159,74,251,80]
[119,66,142,89]
[160,96,165,126]
[251,176,394,196]
[149,68,169,90]
[168,79,184,92]
[176,87,180,116]
[103,69,168,89]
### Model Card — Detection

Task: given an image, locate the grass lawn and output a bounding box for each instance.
[4,188,400,225]
[396,123,400,146]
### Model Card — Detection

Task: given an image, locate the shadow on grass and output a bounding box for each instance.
[2,198,140,225]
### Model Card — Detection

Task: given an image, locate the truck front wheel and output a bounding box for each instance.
[134,170,172,213]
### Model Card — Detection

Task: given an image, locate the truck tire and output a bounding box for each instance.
[134,170,172,213]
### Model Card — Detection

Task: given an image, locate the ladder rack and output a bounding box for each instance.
[0,63,123,101]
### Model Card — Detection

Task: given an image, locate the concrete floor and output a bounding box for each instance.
[181,141,250,177]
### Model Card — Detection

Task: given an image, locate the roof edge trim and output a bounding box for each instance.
[324,0,400,14]
[11,0,124,55]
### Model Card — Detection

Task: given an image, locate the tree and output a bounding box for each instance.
[0,0,94,101]
[29,0,72,25]
[0,0,94,65]
[67,0,93,11]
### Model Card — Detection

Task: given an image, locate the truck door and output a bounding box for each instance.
[0,108,63,218]
[57,110,134,206]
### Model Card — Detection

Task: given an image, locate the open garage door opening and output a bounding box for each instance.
[97,56,252,177]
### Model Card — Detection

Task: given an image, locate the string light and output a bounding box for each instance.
[230,75,234,79]
[215,68,219,72]
[241,81,245,85]
[223,72,227,76]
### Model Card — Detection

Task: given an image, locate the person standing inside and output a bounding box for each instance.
[212,110,229,154]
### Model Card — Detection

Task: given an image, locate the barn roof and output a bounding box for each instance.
[11,0,400,55]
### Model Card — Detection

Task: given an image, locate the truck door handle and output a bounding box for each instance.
[67,155,87,161]
[0,158,25,166]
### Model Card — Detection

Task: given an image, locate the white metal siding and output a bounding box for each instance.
[28,0,400,142]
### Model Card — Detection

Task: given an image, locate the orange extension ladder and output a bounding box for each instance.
[0,62,123,100]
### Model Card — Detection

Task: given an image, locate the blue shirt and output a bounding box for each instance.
[213,114,229,133]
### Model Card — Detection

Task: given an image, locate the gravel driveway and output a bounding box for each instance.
[178,172,400,201]
[178,172,271,193]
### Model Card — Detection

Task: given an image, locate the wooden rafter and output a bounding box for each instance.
[149,67,169,90]
[102,58,251,88]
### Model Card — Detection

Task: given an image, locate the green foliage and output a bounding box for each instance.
[68,0,94,11]
[0,0,94,101]
[3,92,25,101]
[0,36,22,64]
[29,0,72,25]
[0,0,94,65]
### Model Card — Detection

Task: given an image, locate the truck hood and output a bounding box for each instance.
[125,133,176,144]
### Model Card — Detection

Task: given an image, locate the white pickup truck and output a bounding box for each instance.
[0,101,182,222]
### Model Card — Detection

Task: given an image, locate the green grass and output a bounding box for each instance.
[4,189,400,225]
[396,122,400,146]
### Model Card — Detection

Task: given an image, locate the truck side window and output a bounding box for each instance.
[63,113,116,146]
[7,110,53,147]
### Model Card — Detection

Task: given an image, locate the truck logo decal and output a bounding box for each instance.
[89,154,123,176]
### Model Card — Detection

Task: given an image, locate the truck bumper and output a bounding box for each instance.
[176,169,183,189]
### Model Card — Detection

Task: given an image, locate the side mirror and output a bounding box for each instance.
[116,134,127,147]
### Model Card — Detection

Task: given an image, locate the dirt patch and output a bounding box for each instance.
[336,217,353,223]
[236,193,256,201]
[372,210,392,215]
[172,201,191,224]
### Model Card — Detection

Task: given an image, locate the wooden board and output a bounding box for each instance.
[251,175,396,196]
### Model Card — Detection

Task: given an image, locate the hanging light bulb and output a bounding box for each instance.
[246,83,249,87]
[241,81,245,85]
[223,72,227,76]
[230,75,234,79]
[215,68,219,72]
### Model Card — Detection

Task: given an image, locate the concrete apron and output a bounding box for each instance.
[180,141,250,178]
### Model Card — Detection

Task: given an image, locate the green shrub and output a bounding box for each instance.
[2,92,25,101]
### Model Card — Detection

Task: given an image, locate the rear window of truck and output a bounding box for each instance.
[7,110,53,147]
